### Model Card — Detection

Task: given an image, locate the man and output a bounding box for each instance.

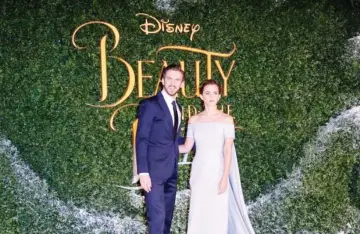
[136,64,185,234]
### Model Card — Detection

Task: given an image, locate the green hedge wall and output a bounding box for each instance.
[1,0,360,233]
[0,153,18,233]
[248,109,360,233]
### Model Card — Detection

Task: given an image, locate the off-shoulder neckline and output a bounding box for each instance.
[188,122,234,125]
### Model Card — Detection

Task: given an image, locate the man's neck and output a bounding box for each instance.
[161,89,176,101]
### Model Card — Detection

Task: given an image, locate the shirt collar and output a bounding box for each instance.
[161,89,176,105]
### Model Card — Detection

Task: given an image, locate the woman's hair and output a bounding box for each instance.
[199,79,222,95]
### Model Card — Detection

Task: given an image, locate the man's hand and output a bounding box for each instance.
[140,174,152,193]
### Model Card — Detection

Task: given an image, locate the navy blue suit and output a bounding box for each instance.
[136,92,181,234]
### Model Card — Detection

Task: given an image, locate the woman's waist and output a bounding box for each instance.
[194,149,223,156]
[192,154,224,164]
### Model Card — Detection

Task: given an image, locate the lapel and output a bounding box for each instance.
[176,100,182,133]
[156,92,174,131]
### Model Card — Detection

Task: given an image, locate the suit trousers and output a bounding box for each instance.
[144,169,177,234]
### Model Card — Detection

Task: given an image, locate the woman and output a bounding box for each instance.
[179,80,255,234]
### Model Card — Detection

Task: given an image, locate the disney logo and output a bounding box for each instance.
[136,13,200,41]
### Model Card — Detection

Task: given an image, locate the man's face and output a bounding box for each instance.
[161,69,184,97]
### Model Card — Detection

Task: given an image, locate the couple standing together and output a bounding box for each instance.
[136,64,255,234]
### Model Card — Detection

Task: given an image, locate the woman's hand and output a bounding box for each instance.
[218,176,228,194]
[179,137,195,154]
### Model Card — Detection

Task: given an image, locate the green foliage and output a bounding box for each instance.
[0,154,19,233]
[288,134,358,232]
[248,123,360,233]
[349,157,360,209]
[1,0,360,233]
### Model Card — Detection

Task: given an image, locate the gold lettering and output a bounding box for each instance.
[137,60,155,98]
[109,103,138,131]
[100,36,108,102]
[219,105,225,112]
[87,57,135,108]
[160,19,169,31]
[136,13,161,35]
[215,60,236,96]
[190,24,200,41]
[226,105,233,115]
[73,20,237,127]
[157,43,236,80]
[132,118,138,146]
[183,24,190,33]
[187,105,198,119]
[72,21,120,102]
[136,13,200,41]
[179,61,185,71]
[175,24,183,33]
[166,23,175,33]
[72,21,120,51]
[181,60,200,98]
[132,118,139,178]
[194,61,201,96]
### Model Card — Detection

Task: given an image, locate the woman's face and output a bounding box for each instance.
[200,84,221,106]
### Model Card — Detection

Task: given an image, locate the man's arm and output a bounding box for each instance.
[136,100,154,192]
[136,101,153,173]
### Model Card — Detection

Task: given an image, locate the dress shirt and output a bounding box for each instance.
[161,89,181,128]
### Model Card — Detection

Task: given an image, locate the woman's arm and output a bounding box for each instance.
[179,137,195,154]
[222,138,233,178]
[178,116,196,154]
[219,115,235,194]
[218,137,233,194]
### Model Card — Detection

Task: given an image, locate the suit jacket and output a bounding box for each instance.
[136,92,182,180]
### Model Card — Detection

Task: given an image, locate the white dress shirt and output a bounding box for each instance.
[161,89,181,128]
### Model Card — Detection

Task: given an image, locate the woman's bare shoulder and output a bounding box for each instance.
[188,114,200,124]
[220,113,234,124]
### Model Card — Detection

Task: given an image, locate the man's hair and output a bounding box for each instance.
[161,64,186,81]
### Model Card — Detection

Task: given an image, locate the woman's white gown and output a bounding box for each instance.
[186,122,255,234]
